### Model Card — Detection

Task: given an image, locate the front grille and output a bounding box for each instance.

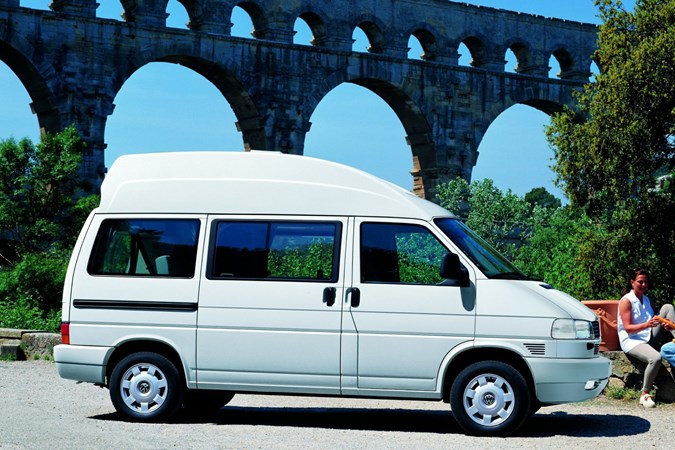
[592,320,601,339]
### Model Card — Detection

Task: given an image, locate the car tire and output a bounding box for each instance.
[109,352,184,422]
[450,360,530,436]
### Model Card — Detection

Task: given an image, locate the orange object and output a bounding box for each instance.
[581,300,619,352]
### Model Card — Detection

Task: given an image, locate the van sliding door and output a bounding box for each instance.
[197,216,348,394]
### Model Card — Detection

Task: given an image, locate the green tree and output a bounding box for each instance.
[437,178,534,260]
[546,0,675,303]
[524,187,562,210]
[0,127,99,327]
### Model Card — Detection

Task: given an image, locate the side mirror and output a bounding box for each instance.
[440,253,470,287]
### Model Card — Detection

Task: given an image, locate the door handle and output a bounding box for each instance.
[323,287,336,307]
[347,287,361,307]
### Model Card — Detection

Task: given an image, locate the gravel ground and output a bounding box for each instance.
[1,360,674,449]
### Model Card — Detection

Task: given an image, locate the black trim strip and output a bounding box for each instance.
[73,299,198,312]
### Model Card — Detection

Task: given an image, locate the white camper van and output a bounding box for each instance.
[54,151,611,436]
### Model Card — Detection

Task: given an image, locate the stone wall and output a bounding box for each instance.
[0,329,61,360]
[605,350,675,402]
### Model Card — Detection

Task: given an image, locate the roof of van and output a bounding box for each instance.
[98,151,452,218]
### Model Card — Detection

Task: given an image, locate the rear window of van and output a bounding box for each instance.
[88,219,200,278]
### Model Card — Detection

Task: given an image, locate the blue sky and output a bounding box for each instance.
[1,1,635,200]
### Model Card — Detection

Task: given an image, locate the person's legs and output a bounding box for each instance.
[653,304,675,340]
[626,343,662,407]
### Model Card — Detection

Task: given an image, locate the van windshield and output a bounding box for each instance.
[434,218,528,280]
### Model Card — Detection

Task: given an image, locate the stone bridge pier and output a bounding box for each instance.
[0,0,599,200]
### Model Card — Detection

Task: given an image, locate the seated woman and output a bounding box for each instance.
[617,269,675,408]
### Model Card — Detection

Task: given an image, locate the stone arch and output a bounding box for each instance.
[0,36,60,135]
[504,39,531,73]
[302,69,433,173]
[233,1,270,39]
[549,46,574,78]
[521,98,566,116]
[294,10,329,47]
[110,49,265,150]
[353,16,388,54]
[407,25,438,61]
[173,0,204,30]
[350,78,434,175]
[457,34,489,68]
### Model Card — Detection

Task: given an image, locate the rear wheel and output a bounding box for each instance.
[109,352,184,422]
[450,360,530,436]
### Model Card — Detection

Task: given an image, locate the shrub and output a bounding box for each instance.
[0,297,61,332]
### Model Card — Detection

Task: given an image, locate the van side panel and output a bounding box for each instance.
[62,214,206,385]
[342,218,477,394]
[196,216,347,394]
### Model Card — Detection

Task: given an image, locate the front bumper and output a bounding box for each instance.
[527,355,612,404]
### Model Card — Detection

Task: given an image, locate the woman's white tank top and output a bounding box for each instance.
[617,290,653,352]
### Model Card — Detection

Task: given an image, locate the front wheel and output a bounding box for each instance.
[450,360,530,436]
[109,352,184,422]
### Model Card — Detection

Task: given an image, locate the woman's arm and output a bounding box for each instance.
[619,297,657,334]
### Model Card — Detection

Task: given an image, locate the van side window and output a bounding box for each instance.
[211,221,340,282]
[361,223,447,285]
[88,219,200,277]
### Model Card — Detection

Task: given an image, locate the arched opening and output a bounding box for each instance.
[293,17,313,46]
[96,2,124,20]
[590,60,601,82]
[407,35,423,61]
[473,104,564,200]
[104,63,242,170]
[304,83,413,190]
[352,27,369,53]
[549,48,572,79]
[166,0,190,29]
[458,43,471,66]
[548,55,562,78]
[0,61,40,141]
[294,12,327,47]
[352,22,384,54]
[504,49,517,73]
[230,3,266,39]
[458,37,485,68]
[230,6,254,38]
[408,29,436,61]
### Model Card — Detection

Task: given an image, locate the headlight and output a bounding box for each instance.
[551,319,593,339]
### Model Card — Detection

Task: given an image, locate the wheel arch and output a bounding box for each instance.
[105,339,188,388]
[441,347,536,403]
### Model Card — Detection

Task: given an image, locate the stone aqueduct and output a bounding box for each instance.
[0,0,598,198]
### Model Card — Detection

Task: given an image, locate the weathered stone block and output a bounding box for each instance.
[604,350,675,402]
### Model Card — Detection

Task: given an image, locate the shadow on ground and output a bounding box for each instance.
[92,405,650,437]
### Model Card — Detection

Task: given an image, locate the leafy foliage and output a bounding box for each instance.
[0,297,61,333]
[547,0,675,304]
[0,128,99,327]
[437,177,544,261]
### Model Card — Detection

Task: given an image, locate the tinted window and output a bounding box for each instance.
[211,221,340,281]
[88,219,200,277]
[361,223,448,285]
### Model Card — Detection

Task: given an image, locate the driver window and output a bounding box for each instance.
[360,223,448,285]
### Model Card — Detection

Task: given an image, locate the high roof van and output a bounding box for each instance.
[54,151,611,436]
